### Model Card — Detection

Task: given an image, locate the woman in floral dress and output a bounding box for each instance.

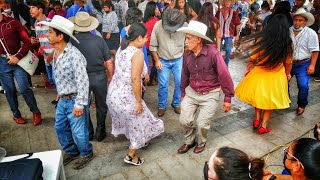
[107,22,164,166]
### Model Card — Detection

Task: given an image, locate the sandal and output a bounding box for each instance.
[124,154,144,166]
[253,119,260,128]
[296,107,305,116]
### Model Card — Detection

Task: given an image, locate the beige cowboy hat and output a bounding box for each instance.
[177,21,212,42]
[63,0,88,7]
[38,15,79,43]
[69,12,99,32]
[292,8,315,27]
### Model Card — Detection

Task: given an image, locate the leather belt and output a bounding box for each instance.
[61,93,77,99]
[292,58,310,63]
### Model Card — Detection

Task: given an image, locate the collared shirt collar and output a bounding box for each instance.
[187,44,208,57]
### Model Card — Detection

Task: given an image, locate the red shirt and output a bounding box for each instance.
[144,17,158,49]
[0,16,31,60]
[215,9,240,38]
[180,45,234,103]
[47,9,67,19]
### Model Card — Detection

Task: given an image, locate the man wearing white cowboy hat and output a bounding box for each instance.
[69,12,114,142]
[177,21,234,154]
[289,8,319,116]
[39,15,94,169]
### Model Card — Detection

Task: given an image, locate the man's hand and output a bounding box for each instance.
[7,56,19,65]
[107,75,113,83]
[155,60,162,70]
[73,108,84,117]
[223,102,232,112]
[307,65,315,75]
[180,96,184,102]
[234,35,239,42]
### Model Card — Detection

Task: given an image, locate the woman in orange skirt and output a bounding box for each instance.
[235,14,293,134]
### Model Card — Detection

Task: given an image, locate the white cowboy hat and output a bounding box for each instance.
[38,15,79,43]
[292,8,315,27]
[177,21,212,42]
[63,0,88,7]
[69,12,99,32]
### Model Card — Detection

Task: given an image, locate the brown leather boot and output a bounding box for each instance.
[157,109,166,117]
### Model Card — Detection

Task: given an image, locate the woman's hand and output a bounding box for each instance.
[144,73,150,83]
[135,102,144,115]
[106,32,111,39]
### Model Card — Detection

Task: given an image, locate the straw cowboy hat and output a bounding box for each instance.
[177,21,213,42]
[38,15,79,43]
[69,12,99,32]
[63,0,88,7]
[292,8,315,27]
[162,9,187,33]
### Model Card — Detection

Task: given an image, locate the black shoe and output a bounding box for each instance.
[89,133,94,141]
[51,100,58,105]
[95,132,106,142]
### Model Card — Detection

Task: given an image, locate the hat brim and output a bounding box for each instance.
[38,21,80,43]
[292,12,315,27]
[177,28,213,42]
[69,16,99,32]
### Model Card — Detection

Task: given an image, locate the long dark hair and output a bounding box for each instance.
[293,138,320,180]
[249,14,293,70]
[197,2,220,30]
[175,0,190,19]
[92,0,103,13]
[214,147,265,180]
[120,22,147,50]
[143,1,157,22]
[125,7,143,26]
[269,1,292,26]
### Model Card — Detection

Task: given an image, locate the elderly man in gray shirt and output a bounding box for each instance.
[150,8,187,117]
[70,12,114,142]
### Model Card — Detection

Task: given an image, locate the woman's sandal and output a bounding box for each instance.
[258,127,271,134]
[124,154,144,166]
[253,119,260,128]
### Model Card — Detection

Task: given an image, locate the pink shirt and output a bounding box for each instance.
[144,17,159,49]
[47,9,67,19]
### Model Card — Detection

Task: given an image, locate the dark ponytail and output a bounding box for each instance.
[214,147,265,180]
[249,158,265,180]
[120,22,147,50]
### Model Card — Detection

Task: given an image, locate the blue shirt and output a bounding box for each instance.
[66,4,86,19]
[120,28,149,72]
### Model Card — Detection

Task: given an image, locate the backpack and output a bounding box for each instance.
[0,153,43,180]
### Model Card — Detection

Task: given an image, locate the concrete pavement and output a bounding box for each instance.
[0,56,319,180]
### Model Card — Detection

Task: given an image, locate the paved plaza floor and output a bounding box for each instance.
[1,56,320,180]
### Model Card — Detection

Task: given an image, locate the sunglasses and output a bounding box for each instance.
[283,147,304,169]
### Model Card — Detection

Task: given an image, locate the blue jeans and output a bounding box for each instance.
[55,97,93,157]
[290,60,311,107]
[157,57,182,109]
[0,57,40,117]
[45,64,55,88]
[222,37,233,66]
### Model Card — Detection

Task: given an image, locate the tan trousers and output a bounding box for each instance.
[179,86,220,146]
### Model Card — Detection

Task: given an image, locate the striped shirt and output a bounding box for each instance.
[35,18,55,62]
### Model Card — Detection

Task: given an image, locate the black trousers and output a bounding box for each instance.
[88,72,108,137]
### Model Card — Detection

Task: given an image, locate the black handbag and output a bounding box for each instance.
[0,153,43,180]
